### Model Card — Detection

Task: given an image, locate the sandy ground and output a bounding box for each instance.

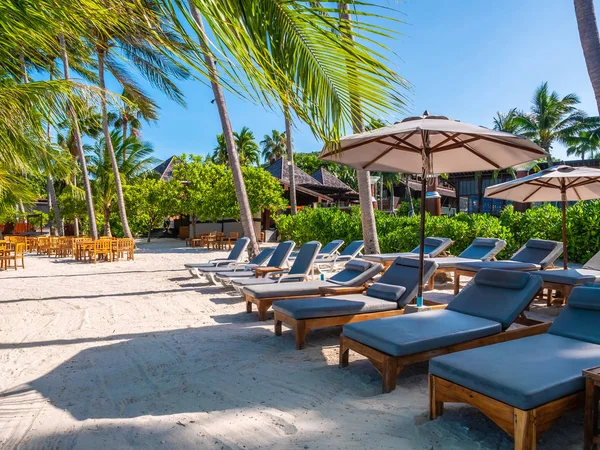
[0,239,584,450]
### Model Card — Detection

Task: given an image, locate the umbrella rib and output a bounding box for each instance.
[465,134,547,156]
[573,186,582,201]
[432,137,482,153]
[374,138,421,153]
[320,135,385,158]
[430,133,461,150]
[522,179,555,202]
[388,130,421,151]
[569,178,599,189]
[363,145,396,170]
[565,177,583,189]
[438,132,501,168]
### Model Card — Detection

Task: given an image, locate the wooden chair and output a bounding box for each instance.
[92,239,112,263]
[227,232,239,250]
[37,236,49,255]
[1,242,25,270]
[112,238,134,261]
[47,237,60,258]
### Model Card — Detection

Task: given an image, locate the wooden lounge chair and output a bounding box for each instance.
[230,241,322,293]
[339,269,546,393]
[363,237,454,268]
[272,257,439,350]
[194,247,275,284]
[421,237,506,290]
[185,237,250,276]
[215,241,295,286]
[242,260,384,321]
[454,239,563,294]
[428,284,600,450]
[531,250,600,305]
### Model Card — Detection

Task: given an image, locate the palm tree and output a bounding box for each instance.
[113,87,158,151]
[213,129,260,166]
[513,82,592,166]
[575,0,600,115]
[493,109,523,134]
[261,130,286,164]
[87,131,158,236]
[566,129,600,160]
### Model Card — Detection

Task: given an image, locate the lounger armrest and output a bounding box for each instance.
[211,259,237,267]
[274,273,307,283]
[318,285,366,295]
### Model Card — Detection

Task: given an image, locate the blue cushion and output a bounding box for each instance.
[446,270,542,329]
[410,237,453,258]
[584,250,600,271]
[376,257,438,306]
[320,240,344,256]
[534,269,600,286]
[511,239,562,269]
[430,333,600,410]
[249,248,275,265]
[228,237,250,260]
[268,241,296,267]
[272,294,397,319]
[289,241,321,275]
[456,260,541,272]
[339,240,364,257]
[366,283,406,302]
[242,280,329,299]
[459,238,506,261]
[216,270,255,279]
[548,286,600,344]
[343,309,501,357]
[329,261,383,286]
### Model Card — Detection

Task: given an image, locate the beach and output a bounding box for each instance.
[0,239,581,449]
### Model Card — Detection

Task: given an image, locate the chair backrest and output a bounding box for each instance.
[339,240,364,257]
[583,250,600,271]
[319,240,344,256]
[289,241,322,275]
[14,243,25,255]
[510,239,562,269]
[446,269,542,329]
[409,237,453,257]
[227,237,250,261]
[249,247,275,265]
[458,238,506,261]
[549,284,600,345]
[365,257,438,307]
[267,241,296,268]
[95,239,111,251]
[330,260,384,286]
[229,231,239,240]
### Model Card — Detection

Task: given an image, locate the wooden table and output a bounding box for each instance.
[584,366,600,450]
[254,266,283,278]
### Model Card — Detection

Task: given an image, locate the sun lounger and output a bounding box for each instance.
[428,284,600,450]
[272,257,439,350]
[230,241,322,293]
[339,269,545,393]
[215,241,295,286]
[421,238,506,290]
[363,237,453,268]
[185,237,250,276]
[454,239,562,294]
[191,247,275,284]
[531,250,600,305]
[242,260,384,320]
[290,239,343,261]
[313,240,365,272]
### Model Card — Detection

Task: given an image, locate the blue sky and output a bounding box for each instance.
[118,0,599,165]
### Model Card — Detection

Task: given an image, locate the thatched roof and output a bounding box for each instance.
[264,158,323,189]
[311,167,357,194]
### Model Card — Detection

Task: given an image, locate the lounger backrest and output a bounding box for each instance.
[446,269,542,329]
[339,240,364,257]
[583,250,600,271]
[288,241,321,275]
[510,239,562,269]
[409,237,453,257]
[267,241,296,268]
[320,239,344,256]
[228,237,250,261]
[458,238,506,261]
[329,260,383,286]
[366,257,438,307]
[549,285,600,345]
[249,247,275,265]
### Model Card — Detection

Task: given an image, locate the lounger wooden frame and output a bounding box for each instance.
[429,374,584,450]
[538,281,574,306]
[274,299,447,351]
[339,319,551,393]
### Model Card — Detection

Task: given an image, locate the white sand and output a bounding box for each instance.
[0,239,583,449]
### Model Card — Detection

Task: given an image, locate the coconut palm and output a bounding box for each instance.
[261,130,286,164]
[493,108,523,134]
[575,0,600,115]
[513,82,593,166]
[113,87,159,149]
[213,129,260,166]
[566,129,600,160]
[87,131,158,236]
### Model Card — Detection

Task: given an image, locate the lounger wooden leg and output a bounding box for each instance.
[381,356,398,393]
[274,318,282,336]
[428,374,444,419]
[453,272,460,295]
[513,409,536,450]
[257,303,269,321]
[427,276,435,291]
[584,378,598,450]
[339,336,350,368]
[245,296,252,313]
[295,322,306,350]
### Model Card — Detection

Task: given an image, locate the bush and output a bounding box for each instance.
[275,201,600,264]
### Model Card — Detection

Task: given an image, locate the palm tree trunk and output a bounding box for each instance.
[59,33,98,239]
[405,175,415,215]
[189,3,260,258]
[340,3,380,253]
[122,115,128,159]
[47,176,62,236]
[284,108,297,214]
[575,0,600,115]
[390,184,395,213]
[103,205,112,237]
[97,45,133,239]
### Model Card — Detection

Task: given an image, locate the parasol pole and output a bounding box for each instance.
[561,183,568,270]
[417,130,429,306]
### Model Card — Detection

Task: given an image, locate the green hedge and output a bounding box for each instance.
[275,201,600,264]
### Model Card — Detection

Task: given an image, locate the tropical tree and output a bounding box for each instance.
[261,130,286,164]
[566,129,600,160]
[213,129,260,166]
[125,178,175,241]
[513,82,594,166]
[113,88,159,147]
[575,0,600,115]
[493,108,523,134]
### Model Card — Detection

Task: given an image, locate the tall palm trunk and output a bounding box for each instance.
[575,0,600,115]
[47,176,62,236]
[284,108,297,214]
[189,3,259,257]
[340,3,380,253]
[97,45,133,239]
[59,33,98,238]
[103,205,112,237]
